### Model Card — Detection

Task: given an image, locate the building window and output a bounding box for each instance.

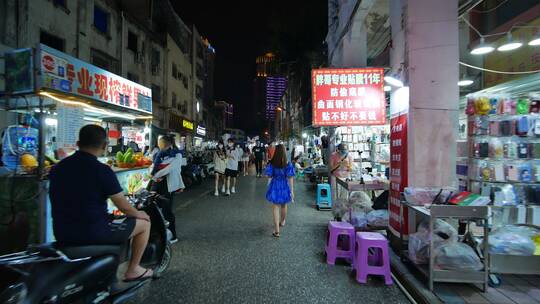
[53,0,67,9]
[127,31,138,53]
[196,85,202,99]
[172,63,178,79]
[171,93,177,108]
[40,31,64,52]
[91,48,119,74]
[127,72,139,83]
[93,6,109,35]
[152,84,161,104]
[182,76,188,89]
[151,48,160,75]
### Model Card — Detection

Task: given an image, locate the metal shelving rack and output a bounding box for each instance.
[400,202,490,292]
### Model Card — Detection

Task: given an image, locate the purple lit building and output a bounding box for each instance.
[265,76,287,120]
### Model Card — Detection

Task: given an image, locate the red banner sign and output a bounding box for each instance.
[389,112,408,237]
[311,68,386,126]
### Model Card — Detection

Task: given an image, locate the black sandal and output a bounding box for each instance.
[272,232,280,238]
[124,269,153,282]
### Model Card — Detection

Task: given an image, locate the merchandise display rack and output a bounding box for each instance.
[465,73,540,276]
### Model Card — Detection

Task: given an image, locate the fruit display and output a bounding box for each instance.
[20,153,38,172]
[115,148,152,168]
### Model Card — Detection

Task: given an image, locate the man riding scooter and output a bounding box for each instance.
[48,125,154,282]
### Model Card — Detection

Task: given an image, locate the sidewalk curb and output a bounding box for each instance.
[390,250,443,304]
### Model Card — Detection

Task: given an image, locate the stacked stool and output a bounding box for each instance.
[316,183,332,210]
[325,221,355,265]
[353,232,392,285]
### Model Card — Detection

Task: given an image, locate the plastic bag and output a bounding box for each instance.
[403,187,455,206]
[417,219,458,245]
[434,242,483,271]
[408,230,430,264]
[408,219,458,265]
[366,210,389,227]
[489,225,538,256]
[349,191,373,212]
[332,199,349,219]
[349,211,368,229]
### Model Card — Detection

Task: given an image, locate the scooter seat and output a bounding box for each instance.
[56,244,122,259]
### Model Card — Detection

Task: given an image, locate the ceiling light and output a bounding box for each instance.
[471,38,495,55]
[458,79,474,86]
[384,76,403,87]
[529,37,540,46]
[45,118,57,126]
[383,85,392,92]
[497,33,522,52]
[84,117,103,123]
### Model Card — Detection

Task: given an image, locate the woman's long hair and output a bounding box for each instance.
[270,144,287,168]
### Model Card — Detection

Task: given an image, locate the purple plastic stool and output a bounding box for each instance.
[325,221,355,265]
[354,232,392,285]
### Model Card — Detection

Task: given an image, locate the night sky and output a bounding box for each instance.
[174,1,328,133]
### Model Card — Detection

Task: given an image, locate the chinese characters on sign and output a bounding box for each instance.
[312,68,386,126]
[38,44,152,114]
[389,112,408,237]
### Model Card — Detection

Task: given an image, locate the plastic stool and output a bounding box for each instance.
[325,221,355,265]
[354,232,392,285]
[316,183,332,210]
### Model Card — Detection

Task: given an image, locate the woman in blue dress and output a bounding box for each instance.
[265,144,295,237]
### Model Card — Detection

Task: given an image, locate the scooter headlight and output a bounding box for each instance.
[0,283,28,304]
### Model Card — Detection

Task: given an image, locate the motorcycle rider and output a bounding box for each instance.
[49,125,154,282]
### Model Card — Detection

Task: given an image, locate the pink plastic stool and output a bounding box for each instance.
[325,221,355,265]
[354,232,392,285]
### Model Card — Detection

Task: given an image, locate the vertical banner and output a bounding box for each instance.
[389,111,408,238]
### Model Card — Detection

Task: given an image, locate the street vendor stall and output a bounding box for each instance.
[0,44,155,247]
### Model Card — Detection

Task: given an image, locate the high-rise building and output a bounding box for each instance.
[265,76,287,120]
[252,52,283,136]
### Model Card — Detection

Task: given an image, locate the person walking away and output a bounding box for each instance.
[242,146,251,176]
[49,125,153,281]
[225,139,240,195]
[265,144,295,237]
[252,141,266,177]
[214,141,227,196]
[150,135,183,243]
[330,143,353,201]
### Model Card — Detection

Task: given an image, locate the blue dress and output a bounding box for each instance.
[265,163,295,204]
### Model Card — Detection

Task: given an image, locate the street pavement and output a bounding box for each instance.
[131,175,409,304]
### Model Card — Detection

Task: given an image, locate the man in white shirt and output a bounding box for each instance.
[224,138,241,195]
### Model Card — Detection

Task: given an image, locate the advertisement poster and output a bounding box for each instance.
[389,111,408,238]
[37,44,152,114]
[56,103,84,157]
[4,48,34,94]
[311,68,386,126]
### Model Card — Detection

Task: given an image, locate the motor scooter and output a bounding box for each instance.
[0,191,172,304]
